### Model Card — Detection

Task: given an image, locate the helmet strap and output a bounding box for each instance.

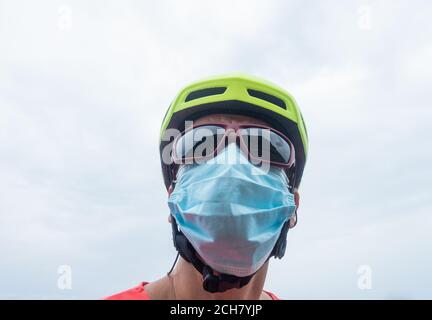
[271,220,290,258]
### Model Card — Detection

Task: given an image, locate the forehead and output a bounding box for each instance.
[193,113,270,127]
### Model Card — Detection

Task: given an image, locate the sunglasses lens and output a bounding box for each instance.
[174,125,225,160]
[269,131,291,164]
[241,128,291,165]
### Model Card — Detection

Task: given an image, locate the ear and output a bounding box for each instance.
[289,190,300,228]
[167,183,175,224]
[294,190,300,207]
[168,184,174,196]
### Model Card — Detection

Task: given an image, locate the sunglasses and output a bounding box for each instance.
[171,123,295,168]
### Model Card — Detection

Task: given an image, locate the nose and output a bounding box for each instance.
[225,128,235,135]
[225,128,238,145]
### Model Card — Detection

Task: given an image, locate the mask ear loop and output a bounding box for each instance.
[167,252,180,276]
[286,165,298,229]
[290,210,298,228]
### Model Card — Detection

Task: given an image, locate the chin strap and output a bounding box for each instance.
[171,217,256,293]
[170,215,290,293]
[271,219,290,258]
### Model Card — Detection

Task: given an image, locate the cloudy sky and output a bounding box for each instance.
[0,0,431,299]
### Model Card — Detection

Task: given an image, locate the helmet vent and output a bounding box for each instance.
[247,89,286,110]
[185,87,227,102]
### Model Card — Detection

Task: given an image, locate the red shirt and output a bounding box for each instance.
[105,282,280,300]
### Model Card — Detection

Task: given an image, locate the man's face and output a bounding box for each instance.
[168,113,300,228]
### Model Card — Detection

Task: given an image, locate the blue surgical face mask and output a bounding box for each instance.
[168,143,296,277]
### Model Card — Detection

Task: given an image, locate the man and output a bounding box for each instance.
[106,73,308,300]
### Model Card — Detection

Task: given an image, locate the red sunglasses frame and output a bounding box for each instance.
[171,122,296,168]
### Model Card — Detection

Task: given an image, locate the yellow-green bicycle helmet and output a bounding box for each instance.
[159,73,308,190]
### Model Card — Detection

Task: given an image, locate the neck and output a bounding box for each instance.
[145,256,270,300]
